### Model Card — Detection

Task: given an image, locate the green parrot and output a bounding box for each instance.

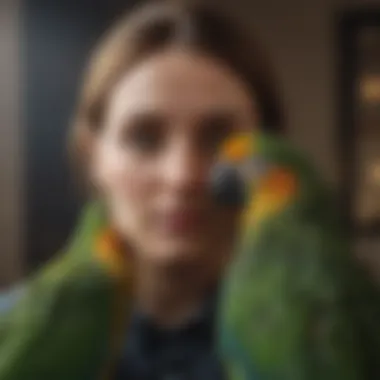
[0,201,134,380]
[212,131,380,380]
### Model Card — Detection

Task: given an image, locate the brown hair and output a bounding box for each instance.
[69,0,285,185]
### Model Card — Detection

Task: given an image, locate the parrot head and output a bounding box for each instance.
[210,131,317,224]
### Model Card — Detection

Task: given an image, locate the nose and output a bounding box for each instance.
[209,163,246,208]
[161,142,206,195]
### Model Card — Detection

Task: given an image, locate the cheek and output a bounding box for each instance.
[93,141,152,204]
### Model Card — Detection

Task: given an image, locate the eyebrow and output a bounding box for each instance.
[119,105,250,127]
[195,108,249,126]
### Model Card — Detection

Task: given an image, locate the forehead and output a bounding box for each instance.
[108,49,255,119]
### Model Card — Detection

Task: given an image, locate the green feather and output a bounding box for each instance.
[0,200,121,380]
[218,132,380,380]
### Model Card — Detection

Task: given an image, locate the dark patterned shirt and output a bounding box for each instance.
[114,292,226,380]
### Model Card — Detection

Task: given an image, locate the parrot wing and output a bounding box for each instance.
[0,201,132,380]
[218,198,380,380]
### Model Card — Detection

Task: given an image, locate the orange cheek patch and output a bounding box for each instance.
[95,228,133,279]
[244,168,298,225]
[260,168,298,198]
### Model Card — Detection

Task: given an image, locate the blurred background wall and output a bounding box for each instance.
[0,0,23,287]
[1,0,380,287]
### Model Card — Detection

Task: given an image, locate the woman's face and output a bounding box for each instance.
[92,49,257,269]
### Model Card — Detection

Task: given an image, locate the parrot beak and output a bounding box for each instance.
[209,132,253,208]
[209,161,247,208]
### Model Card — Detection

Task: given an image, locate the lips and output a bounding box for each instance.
[159,208,206,235]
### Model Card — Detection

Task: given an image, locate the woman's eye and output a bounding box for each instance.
[122,115,164,154]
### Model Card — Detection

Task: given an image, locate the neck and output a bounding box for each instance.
[134,259,218,328]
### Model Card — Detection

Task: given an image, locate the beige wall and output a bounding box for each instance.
[248,0,339,183]
[219,0,378,185]
[0,0,24,286]
[222,0,380,266]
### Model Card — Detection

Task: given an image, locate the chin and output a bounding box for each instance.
[148,238,206,264]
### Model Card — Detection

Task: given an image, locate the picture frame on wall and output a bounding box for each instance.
[337,9,380,238]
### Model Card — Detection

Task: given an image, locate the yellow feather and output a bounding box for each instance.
[220,132,256,162]
[95,229,134,380]
[243,168,298,226]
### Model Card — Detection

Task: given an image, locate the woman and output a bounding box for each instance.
[0,1,284,379]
